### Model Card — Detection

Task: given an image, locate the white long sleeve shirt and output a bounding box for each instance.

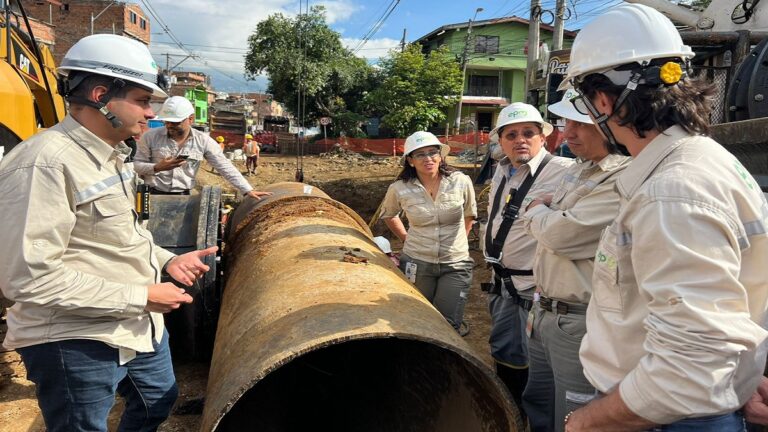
[581,126,768,424]
[134,127,253,194]
[0,115,174,357]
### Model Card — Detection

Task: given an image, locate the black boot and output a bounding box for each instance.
[496,362,529,423]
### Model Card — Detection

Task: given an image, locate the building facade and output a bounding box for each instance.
[416,16,576,133]
[22,0,151,65]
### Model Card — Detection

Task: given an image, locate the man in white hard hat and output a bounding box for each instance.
[519,89,630,432]
[559,4,768,431]
[134,96,270,199]
[0,34,219,431]
[483,102,572,423]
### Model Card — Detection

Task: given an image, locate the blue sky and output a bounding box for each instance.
[142,0,622,93]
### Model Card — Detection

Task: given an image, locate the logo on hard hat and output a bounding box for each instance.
[102,64,142,77]
[416,137,427,142]
[507,110,529,118]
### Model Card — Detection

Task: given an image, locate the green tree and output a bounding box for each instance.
[244,6,375,135]
[364,45,462,137]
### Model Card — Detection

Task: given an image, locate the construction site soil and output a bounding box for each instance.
[0,153,494,431]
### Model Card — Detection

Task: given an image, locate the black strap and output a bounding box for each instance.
[485,153,553,260]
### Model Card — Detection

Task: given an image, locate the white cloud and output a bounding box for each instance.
[144,0,362,91]
[343,37,402,60]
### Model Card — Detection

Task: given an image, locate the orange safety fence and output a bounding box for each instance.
[314,132,492,156]
[300,128,564,156]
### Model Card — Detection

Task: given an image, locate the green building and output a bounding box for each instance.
[415,16,576,133]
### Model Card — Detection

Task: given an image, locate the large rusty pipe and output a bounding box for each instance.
[201,182,522,431]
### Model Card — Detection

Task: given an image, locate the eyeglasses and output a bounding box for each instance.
[503,130,539,140]
[410,149,441,161]
[569,94,592,116]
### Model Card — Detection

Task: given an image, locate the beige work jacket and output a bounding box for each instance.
[581,126,768,423]
[134,127,253,194]
[523,153,630,303]
[0,116,175,355]
[486,150,573,292]
[380,171,477,263]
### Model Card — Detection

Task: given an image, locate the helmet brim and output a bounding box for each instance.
[58,66,167,98]
[548,101,593,124]
[489,120,554,142]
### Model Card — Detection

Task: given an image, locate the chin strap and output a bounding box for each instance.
[63,77,127,129]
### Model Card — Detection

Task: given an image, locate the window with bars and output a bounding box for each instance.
[468,75,499,96]
[474,35,499,54]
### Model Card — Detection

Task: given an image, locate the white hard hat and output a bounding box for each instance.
[559,4,694,91]
[58,34,167,97]
[548,88,593,124]
[156,96,195,122]
[373,236,392,254]
[403,131,450,159]
[489,102,553,141]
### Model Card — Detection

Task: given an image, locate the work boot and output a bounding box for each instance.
[496,363,529,424]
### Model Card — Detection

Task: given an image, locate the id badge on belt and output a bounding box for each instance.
[404,262,417,283]
[525,309,535,338]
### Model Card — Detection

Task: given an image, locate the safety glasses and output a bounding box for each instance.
[503,129,539,140]
[410,149,441,161]
[569,94,591,116]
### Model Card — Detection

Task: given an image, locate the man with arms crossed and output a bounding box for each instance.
[521,89,630,431]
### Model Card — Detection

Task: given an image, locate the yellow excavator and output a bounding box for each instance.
[0,0,66,160]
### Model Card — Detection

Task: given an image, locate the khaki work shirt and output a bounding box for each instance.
[0,115,175,359]
[523,153,630,304]
[380,171,477,263]
[486,150,573,293]
[134,127,253,194]
[581,126,768,424]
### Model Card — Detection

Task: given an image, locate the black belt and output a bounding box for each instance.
[539,296,588,315]
[481,273,535,311]
[149,187,190,195]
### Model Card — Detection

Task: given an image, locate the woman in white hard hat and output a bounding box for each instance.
[559,4,768,431]
[379,131,477,335]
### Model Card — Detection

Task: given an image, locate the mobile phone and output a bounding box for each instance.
[176,154,189,160]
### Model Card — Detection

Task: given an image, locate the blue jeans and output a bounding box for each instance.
[649,412,746,431]
[18,331,178,432]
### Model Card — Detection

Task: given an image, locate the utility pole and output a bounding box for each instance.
[553,0,566,50]
[90,0,117,35]
[525,0,541,95]
[400,28,407,52]
[454,7,484,134]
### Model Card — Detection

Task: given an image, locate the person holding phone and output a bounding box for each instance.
[134,96,270,199]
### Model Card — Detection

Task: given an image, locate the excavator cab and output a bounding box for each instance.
[0,0,66,159]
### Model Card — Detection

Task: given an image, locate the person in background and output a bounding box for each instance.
[0,34,217,432]
[380,131,477,335]
[483,102,573,421]
[134,96,270,199]
[243,133,260,176]
[520,88,631,431]
[373,236,400,267]
[216,135,226,151]
[560,4,768,431]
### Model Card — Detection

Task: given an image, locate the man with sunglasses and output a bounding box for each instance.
[484,102,573,421]
[559,4,768,431]
[520,88,630,431]
[134,96,270,199]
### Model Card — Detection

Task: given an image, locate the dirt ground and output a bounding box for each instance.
[0,153,495,431]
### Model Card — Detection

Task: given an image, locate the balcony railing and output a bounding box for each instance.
[466,85,500,97]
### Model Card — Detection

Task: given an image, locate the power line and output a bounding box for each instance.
[352,0,401,54]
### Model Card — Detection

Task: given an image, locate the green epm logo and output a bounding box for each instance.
[733,159,756,190]
[507,110,529,119]
[596,250,617,270]
[416,137,427,142]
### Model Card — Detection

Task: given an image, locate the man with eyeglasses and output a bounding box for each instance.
[134,96,270,199]
[519,88,630,432]
[483,102,573,422]
[558,4,768,431]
